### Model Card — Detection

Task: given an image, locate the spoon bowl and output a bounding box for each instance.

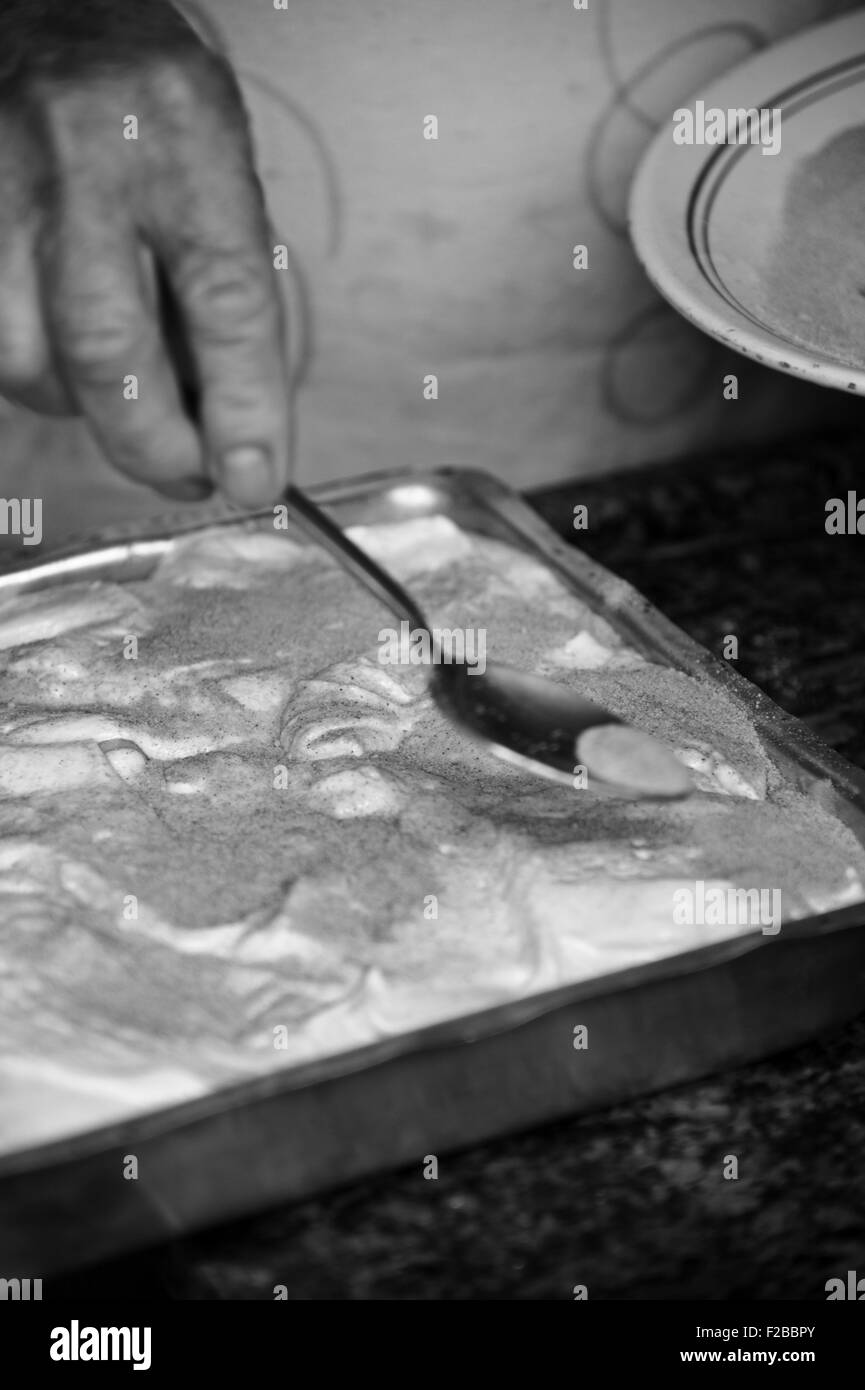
[284,485,692,800]
[431,657,693,797]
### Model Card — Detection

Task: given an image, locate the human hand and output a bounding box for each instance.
[0,0,291,506]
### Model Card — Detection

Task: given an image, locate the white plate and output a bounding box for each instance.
[629,9,865,394]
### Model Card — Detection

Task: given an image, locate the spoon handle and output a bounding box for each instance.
[283,484,428,632]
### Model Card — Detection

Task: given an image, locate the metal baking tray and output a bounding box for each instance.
[3,466,865,1276]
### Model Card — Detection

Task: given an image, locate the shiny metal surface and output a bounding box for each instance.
[1,466,865,1275]
[282,484,691,797]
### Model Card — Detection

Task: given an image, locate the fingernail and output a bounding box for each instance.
[218,446,278,504]
[158,476,214,502]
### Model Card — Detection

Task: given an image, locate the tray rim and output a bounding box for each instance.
[2,463,864,1182]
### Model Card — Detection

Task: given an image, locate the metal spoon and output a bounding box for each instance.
[284,486,692,799]
[157,275,689,800]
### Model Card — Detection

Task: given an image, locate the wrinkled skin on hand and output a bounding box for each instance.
[0,0,291,505]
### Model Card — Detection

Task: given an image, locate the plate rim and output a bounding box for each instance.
[629,8,865,393]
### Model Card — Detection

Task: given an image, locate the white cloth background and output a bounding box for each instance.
[0,0,857,552]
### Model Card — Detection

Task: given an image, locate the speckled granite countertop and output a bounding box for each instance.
[51,434,865,1300]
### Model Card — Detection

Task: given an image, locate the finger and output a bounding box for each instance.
[142,59,291,508]
[41,193,210,498]
[0,223,74,415]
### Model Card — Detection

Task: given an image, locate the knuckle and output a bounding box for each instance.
[178,254,277,338]
[54,302,142,377]
[141,54,201,112]
[144,47,244,123]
